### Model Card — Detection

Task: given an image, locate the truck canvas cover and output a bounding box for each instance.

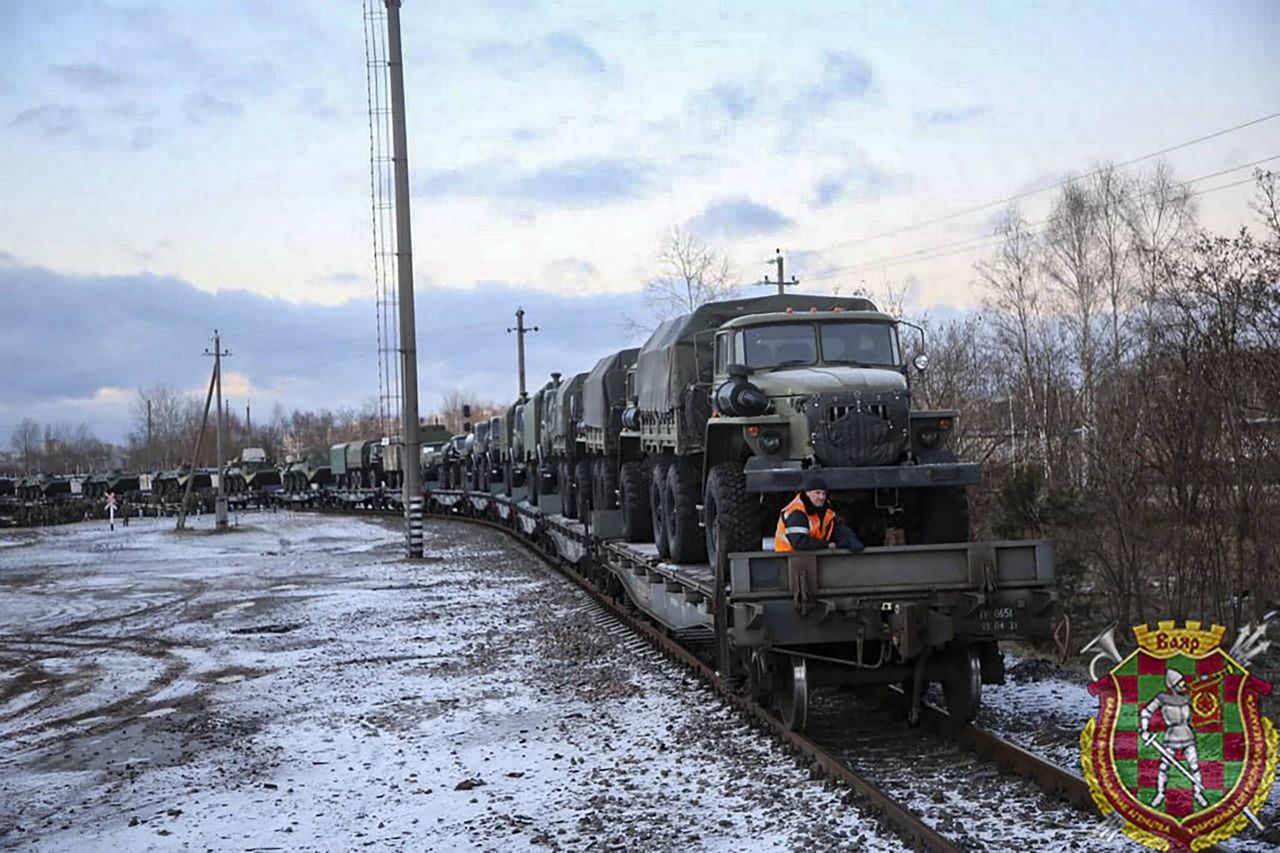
[635,294,875,412]
[583,347,639,429]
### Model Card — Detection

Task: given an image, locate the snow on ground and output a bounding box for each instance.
[0,512,904,852]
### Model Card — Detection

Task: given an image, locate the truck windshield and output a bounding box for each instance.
[819,322,898,366]
[737,325,818,368]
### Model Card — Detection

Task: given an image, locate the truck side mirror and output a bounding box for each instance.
[912,354,929,373]
[462,404,473,418]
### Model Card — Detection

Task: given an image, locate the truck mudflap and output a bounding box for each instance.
[744,457,982,492]
[728,540,1056,650]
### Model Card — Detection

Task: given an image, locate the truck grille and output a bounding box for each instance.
[810,395,906,468]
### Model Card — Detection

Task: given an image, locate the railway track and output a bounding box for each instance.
[304,495,1219,853]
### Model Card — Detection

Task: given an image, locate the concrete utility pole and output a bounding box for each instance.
[507,308,539,402]
[385,0,423,558]
[204,330,231,530]
[146,398,153,467]
[760,248,799,295]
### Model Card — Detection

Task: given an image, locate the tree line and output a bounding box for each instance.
[916,166,1279,635]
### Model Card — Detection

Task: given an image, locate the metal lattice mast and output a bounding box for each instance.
[363,1,402,442]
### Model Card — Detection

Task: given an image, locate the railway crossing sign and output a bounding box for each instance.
[1080,621,1277,851]
[105,492,116,530]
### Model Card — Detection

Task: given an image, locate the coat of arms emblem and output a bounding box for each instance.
[1080,620,1277,850]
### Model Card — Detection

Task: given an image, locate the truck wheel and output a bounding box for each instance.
[559,460,577,519]
[600,459,619,511]
[667,457,706,564]
[942,646,983,723]
[620,461,652,542]
[704,462,759,566]
[649,459,672,558]
[575,459,592,522]
[913,486,970,543]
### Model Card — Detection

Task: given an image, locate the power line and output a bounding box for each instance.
[815,111,1280,256]
[807,154,1277,283]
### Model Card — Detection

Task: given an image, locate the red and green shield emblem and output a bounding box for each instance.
[1081,621,1277,850]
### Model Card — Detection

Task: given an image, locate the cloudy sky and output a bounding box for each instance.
[1,0,1277,445]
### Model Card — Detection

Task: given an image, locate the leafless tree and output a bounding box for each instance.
[641,226,737,324]
[10,418,40,472]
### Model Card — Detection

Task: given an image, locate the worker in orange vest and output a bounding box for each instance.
[773,476,864,552]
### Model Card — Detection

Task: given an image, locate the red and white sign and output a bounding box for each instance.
[105,493,117,510]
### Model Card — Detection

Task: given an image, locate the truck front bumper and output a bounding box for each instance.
[743,458,982,492]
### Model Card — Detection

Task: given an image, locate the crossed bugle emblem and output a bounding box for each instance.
[1079,620,1277,851]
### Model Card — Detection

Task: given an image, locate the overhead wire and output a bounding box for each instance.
[805,154,1278,284]
[812,111,1280,256]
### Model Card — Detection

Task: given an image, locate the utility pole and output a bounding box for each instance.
[760,248,799,295]
[507,307,539,402]
[146,398,153,469]
[203,330,231,530]
[385,0,423,558]
[245,401,251,440]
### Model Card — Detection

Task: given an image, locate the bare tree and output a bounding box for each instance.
[642,226,737,322]
[10,417,40,472]
[977,206,1059,473]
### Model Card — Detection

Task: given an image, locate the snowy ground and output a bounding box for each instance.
[0,512,903,852]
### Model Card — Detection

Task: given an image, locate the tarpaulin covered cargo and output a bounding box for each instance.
[634,294,874,413]
[582,347,639,429]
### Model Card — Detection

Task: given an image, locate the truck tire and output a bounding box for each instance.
[575,459,593,522]
[704,462,759,566]
[620,460,652,542]
[649,459,672,558]
[913,486,970,544]
[667,457,707,564]
[559,460,576,519]
[600,459,619,511]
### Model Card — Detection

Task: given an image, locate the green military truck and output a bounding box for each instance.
[580,347,640,520]
[613,293,979,566]
[543,371,588,518]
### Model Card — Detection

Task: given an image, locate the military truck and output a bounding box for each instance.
[389,423,452,489]
[542,372,587,518]
[484,415,506,491]
[580,348,640,520]
[613,293,979,566]
[464,420,491,490]
[514,378,557,505]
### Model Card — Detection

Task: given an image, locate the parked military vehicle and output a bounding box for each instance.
[483,415,506,491]
[283,447,333,494]
[606,293,979,566]
[464,420,491,490]
[223,447,281,495]
[579,348,640,520]
[81,470,141,500]
[439,434,469,489]
[515,378,557,505]
[383,423,451,490]
[0,477,14,497]
[542,371,587,518]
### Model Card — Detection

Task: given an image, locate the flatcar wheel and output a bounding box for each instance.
[776,657,808,732]
[745,651,771,704]
[942,646,982,723]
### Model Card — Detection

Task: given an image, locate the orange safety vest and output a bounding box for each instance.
[773,494,836,552]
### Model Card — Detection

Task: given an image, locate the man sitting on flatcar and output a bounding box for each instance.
[773,476,864,552]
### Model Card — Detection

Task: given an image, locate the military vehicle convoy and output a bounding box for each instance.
[487,294,973,568]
